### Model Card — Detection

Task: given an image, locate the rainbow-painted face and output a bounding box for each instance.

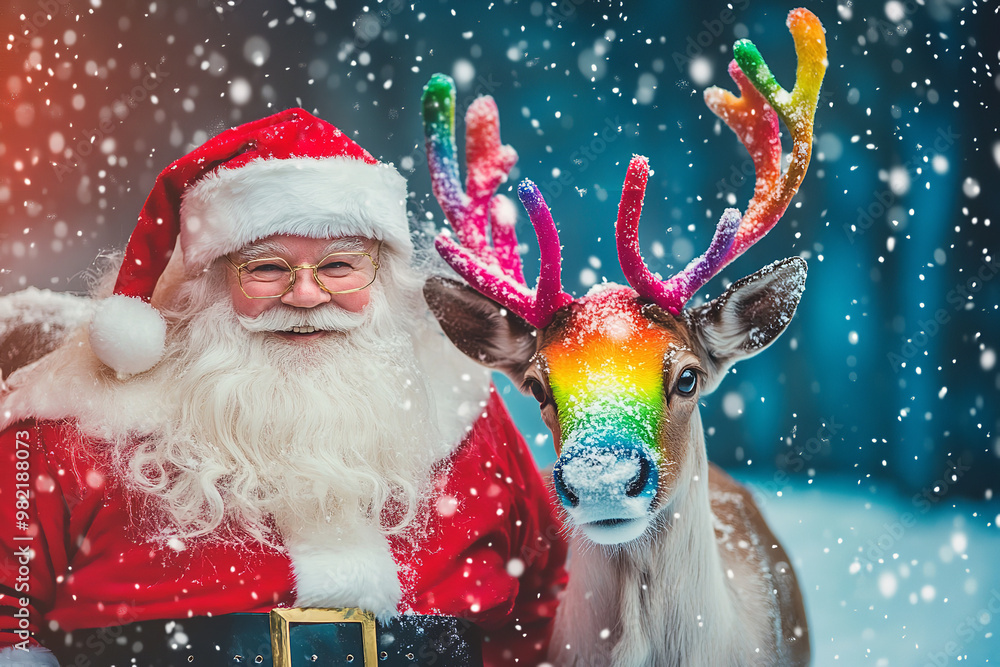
[535,286,701,544]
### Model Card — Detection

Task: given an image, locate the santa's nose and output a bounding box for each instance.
[280,269,332,309]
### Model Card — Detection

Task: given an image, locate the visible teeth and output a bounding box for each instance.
[289,326,317,334]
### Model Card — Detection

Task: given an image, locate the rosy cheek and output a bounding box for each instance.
[333,288,371,313]
[229,282,264,318]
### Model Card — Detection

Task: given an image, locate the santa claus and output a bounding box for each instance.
[0,109,565,666]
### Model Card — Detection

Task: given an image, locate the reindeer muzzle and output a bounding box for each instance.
[552,440,658,544]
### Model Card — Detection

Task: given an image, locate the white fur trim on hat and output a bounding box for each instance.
[179,156,412,268]
[88,294,167,375]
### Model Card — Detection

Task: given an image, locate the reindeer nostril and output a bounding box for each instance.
[552,464,579,507]
[625,455,652,498]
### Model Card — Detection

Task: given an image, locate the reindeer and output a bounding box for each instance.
[420,8,826,665]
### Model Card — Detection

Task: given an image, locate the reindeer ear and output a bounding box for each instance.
[685,257,807,394]
[423,276,538,382]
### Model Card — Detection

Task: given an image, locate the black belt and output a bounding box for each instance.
[43,608,483,666]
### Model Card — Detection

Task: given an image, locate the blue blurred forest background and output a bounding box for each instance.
[0,0,998,661]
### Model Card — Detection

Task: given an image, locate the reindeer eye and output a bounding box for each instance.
[677,369,697,395]
[523,378,548,404]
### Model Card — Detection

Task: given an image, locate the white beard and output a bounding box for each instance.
[100,264,465,544]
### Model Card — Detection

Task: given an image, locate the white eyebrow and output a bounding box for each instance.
[320,237,369,254]
[234,237,374,262]
[236,240,288,262]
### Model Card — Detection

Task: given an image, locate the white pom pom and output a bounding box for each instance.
[88,294,166,375]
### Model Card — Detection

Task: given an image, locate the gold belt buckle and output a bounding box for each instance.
[270,607,378,667]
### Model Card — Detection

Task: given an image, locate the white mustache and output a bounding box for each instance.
[236,303,369,333]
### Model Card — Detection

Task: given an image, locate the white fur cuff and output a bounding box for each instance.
[286,523,402,623]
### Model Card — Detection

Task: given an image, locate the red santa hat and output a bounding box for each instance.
[88,107,412,375]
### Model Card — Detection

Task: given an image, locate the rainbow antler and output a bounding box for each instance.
[617,8,827,314]
[423,74,573,328]
[617,156,740,313]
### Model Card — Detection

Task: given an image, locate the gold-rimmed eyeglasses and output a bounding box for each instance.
[225,244,381,299]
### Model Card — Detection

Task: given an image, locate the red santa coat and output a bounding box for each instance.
[0,390,566,666]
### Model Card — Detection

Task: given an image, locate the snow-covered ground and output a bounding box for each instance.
[738,474,999,665]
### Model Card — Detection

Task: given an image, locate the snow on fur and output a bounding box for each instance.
[0,288,92,380]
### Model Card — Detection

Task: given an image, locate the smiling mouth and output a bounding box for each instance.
[269,326,332,339]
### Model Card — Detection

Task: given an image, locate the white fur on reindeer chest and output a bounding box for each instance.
[550,459,784,667]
